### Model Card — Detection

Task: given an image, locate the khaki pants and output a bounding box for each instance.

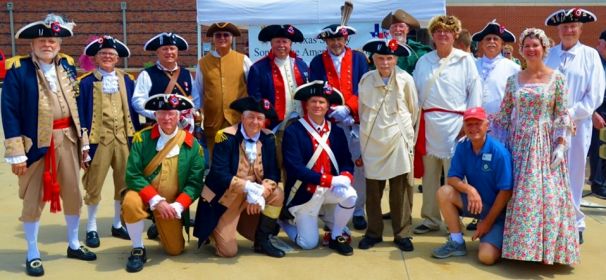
[122,190,184,256]
[365,174,412,239]
[18,129,81,222]
[82,140,129,205]
[420,155,451,229]
[212,187,283,257]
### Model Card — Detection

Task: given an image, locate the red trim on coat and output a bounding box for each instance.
[322,48,358,120]
[302,116,333,193]
[138,185,159,203]
[184,131,194,148]
[175,193,193,208]
[150,124,160,139]
[269,51,305,121]
[340,171,353,183]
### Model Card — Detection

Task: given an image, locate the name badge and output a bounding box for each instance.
[482,153,492,161]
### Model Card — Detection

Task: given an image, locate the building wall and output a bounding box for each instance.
[0,1,604,69]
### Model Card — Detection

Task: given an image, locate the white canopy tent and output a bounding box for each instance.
[195,0,446,62]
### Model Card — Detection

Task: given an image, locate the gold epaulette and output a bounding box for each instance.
[78,71,94,81]
[132,126,153,144]
[57,53,75,66]
[5,55,30,70]
[215,129,228,144]
[126,73,135,80]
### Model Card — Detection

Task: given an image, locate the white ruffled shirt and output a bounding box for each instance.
[98,68,119,94]
[39,62,58,93]
[274,56,302,118]
[240,125,260,164]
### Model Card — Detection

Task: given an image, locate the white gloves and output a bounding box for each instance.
[550,144,566,169]
[328,105,351,122]
[331,184,349,197]
[170,202,184,219]
[342,116,355,127]
[331,175,352,188]
[244,180,266,209]
[148,195,166,211]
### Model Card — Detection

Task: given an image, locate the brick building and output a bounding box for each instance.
[0,0,604,69]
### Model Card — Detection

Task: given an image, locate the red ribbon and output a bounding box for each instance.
[42,117,72,213]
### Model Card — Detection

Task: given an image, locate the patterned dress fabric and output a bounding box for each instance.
[492,71,579,265]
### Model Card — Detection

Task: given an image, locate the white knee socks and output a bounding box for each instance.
[126,220,144,248]
[332,196,356,239]
[65,215,82,250]
[23,221,40,261]
[86,204,98,232]
[113,200,123,229]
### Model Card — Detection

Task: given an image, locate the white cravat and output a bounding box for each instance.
[156,127,180,158]
[559,51,574,73]
[329,51,345,76]
[240,125,260,164]
[98,68,119,94]
[479,55,502,81]
[39,62,59,93]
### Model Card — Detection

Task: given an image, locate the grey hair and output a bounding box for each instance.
[519,28,551,58]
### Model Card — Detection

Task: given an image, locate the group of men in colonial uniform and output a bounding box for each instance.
[3,4,605,277]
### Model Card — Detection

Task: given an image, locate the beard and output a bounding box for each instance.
[33,48,59,63]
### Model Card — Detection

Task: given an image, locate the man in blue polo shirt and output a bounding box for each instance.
[431,107,513,265]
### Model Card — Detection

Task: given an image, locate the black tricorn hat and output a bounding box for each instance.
[381,9,420,30]
[144,32,188,51]
[294,80,344,105]
[84,35,130,57]
[207,22,241,37]
[229,96,278,120]
[363,38,411,57]
[545,8,597,26]
[144,94,194,111]
[317,24,357,39]
[15,13,75,39]
[471,20,515,43]
[258,25,304,43]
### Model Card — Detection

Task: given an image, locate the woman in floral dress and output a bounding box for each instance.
[492,28,579,265]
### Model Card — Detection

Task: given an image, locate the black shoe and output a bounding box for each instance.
[254,215,286,258]
[579,231,584,245]
[394,237,414,251]
[591,184,606,200]
[85,231,100,248]
[418,184,423,193]
[254,238,286,258]
[25,258,44,277]
[352,216,367,230]
[111,226,130,240]
[466,219,478,231]
[147,224,158,240]
[67,246,97,261]
[126,247,147,273]
[329,236,354,256]
[382,212,391,220]
[358,235,383,250]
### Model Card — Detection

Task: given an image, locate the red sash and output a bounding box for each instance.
[43,117,72,213]
[269,51,305,120]
[413,108,464,178]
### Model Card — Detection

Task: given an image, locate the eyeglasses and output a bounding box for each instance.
[213,32,232,38]
[97,51,118,57]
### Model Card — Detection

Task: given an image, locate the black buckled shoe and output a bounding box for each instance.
[352,216,367,230]
[394,237,414,251]
[147,224,158,240]
[111,226,130,240]
[67,246,97,261]
[466,219,478,231]
[329,236,354,256]
[126,247,147,273]
[25,258,44,277]
[358,235,383,250]
[85,231,100,248]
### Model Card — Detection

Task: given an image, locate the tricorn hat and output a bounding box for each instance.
[16,13,75,39]
[144,94,194,111]
[207,22,241,37]
[294,80,344,105]
[317,24,357,40]
[229,96,277,120]
[258,25,304,43]
[471,20,515,43]
[144,32,188,51]
[545,8,597,26]
[363,38,411,57]
[381,9,420,30]
[84,35,130,57]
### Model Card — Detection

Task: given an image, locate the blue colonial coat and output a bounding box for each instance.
[281,120,353,210]
[1,54,84,166]
[77,69,142,159]
[193,124,279,244]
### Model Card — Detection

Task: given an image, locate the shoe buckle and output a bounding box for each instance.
[132,249,144,256]
[29,260,42,268]
[335,236,347,243]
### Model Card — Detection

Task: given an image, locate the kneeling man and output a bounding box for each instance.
[280,81,357,256]
[122,94,205,272]
[432,107,512,265]
[193,96,285,258]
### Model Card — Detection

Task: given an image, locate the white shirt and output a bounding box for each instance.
[39,62,58,93]
[133,61,200,120]
[193,50,253,108]
[413,49,482,158]
[475,54,520,116]
[156,127,180,158]
[98,68,119,94]
[329,50,346,77]
[275,56,302,117]
[240,124,260,164]
[545,41,606,122]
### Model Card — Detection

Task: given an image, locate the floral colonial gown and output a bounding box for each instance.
[492,71,579,265]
